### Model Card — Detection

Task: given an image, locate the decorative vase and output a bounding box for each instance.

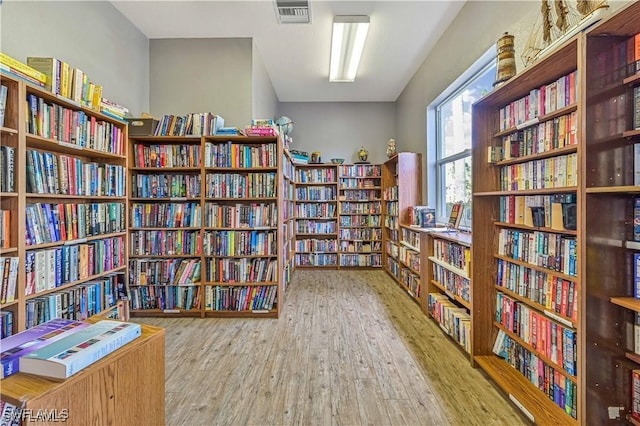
[386,139,397,158]
[494,32,516,87]
[358,147,369,162]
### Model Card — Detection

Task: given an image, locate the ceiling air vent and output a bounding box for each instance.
[274,0,311,24]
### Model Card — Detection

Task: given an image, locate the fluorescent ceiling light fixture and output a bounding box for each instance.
[329,15,370,82]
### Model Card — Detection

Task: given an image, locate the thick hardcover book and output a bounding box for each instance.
[19,320,141,379]
[0,318,88,378]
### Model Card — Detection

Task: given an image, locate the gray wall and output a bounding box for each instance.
[278,102,396,164]
[149,38,252,127]
[252,40,279,122]
[0,1,149,116]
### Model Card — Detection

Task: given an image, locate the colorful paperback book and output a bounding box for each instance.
[19,320,141,379]
[0,318,89,378]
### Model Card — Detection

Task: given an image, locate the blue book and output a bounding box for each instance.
[635,252,640,299]
[0,318,88,378]
[19,320,141,379]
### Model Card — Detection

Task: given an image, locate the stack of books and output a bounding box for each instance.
[1,318,141,380]
[290,150,309,164]
[0,53,46,88]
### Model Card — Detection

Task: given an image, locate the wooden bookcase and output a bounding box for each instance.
[425,230,472,359]
[128,134,288,318]
[471,4,640,423]
[1,319,165,426]
[293,164,339,268]
[396,224,424,304]
[583,3,640,424]
[382,152,422,291]
[337,164,383,268]
[281,148,295,290]
[0,73,128,337]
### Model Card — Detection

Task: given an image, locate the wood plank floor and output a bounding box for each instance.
[134,270,528,426]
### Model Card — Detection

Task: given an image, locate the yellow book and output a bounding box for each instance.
[0,52,46,83]
[92,84,102,111]
[26,57,61,93]
[61,61,71,99]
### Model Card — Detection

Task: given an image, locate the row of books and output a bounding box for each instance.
[133,143,201,168]
[399,245,420,272]
[386,200,399,216]
[0,145,14,192]
[153,113,224,136]
[26,274,125,328]
[433,239,471,274]
[340,201,381,214]
[500,153,578,191]
[497,229,577,276]
[338,164,381,177]
[339,215,381,227]
[339,190,380,201]
[0,257,19,304]
[401,268,421,296]
[295,186,336,201]
[401,228,421,250]
[497,258,578,321]
[132,173,201,198]
[339,177,380,189]
[496,292,577,375]
[0,84,6,128]
[296,203,337,218]
[498,70,577,131]
[129,230,201,256]
[295,220,337,234]
[1,318,140,380]
[204,141,278,168]
[205,202,278,229]
[129,285,200,311]
[27,150,127,196]
[340,241,381,253]
[295,167,337,183]
[432,264,471,303]
[383,185,399,201]
[25,237,126,296]
[428,293,471,354]
[207,257,277,283]
[129,258,201,286]
[205,172,277,198]
[204,284,277,312]
[499,193,577,230]
[0,210,10,248]
[387,258,401,280]
[340,253,382,267]
[635,87,640,131]
[130,202,201,228]
[0,311,13,338]
[295,253,337,267]
[339,228,382,240]
[493,330,577,418]
[497,111,577,161]
[0,52,46,88]
[202,230,277,256]
[25,202,126,246]
[26,94,126,154]
[295,238,338,253]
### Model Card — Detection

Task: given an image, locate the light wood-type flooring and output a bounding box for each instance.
[134,270,528,426]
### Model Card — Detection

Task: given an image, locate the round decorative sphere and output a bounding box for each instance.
[276,116,294,136]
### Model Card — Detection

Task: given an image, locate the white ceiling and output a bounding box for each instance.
[111,1,466,103]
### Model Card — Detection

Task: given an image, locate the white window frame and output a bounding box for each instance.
[426,46,496,228]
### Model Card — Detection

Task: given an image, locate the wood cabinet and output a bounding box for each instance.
[0,73,128,336]
[0,321,165,426]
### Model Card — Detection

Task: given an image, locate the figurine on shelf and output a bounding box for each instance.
[386,138,397,158]
[358,147,369,162]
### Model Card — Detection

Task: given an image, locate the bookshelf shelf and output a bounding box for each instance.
[626,351,640,364]
[494,144,578,166]
[610,297,640,312]
[474,187,579,197]
[586,185,640,194]
[0,192,17,198]
[0,300,19,309]
[0,126,18,135]
[25,135,127,160]
[0,247,18,255]
[494,221,578,236]
[25,194,127,200]
[623,72,640,86]
[24,231,127,250]
[24,265,127,301]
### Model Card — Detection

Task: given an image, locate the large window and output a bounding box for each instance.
[431,49,496,228]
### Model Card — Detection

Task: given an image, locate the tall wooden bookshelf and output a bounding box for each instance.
[0,73,128,337]
[337,164,383,268]
[128,134,288,318]
[382,153,422,291]
[583,3,640,424]
[293,164,339,268]
[281,147,295,290]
